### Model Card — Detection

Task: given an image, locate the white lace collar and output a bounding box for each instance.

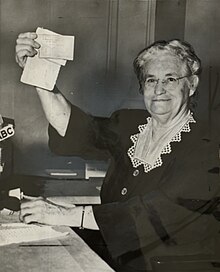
[127,114,196,173]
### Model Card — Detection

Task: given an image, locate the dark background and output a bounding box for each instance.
[0,0,219,176]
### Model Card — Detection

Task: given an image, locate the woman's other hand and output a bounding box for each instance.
[19,196,80,226]
[15,32,40,68]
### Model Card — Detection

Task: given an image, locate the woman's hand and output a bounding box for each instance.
[20,195,99,229]
[20,196,80,226]
[15,32,40,68]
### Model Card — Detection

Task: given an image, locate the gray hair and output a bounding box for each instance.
[133,39,202,93]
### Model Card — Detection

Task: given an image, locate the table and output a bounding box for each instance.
[0,175,114,272]
[0,225,115,272]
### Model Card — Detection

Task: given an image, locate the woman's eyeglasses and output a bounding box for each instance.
[144,75,191,90]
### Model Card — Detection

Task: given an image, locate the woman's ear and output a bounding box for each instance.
[189,75,199,96]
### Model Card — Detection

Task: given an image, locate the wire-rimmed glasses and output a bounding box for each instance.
[144,75,192,90]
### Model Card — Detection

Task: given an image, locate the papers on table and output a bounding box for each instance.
[0,223,69,246]
[21,27,75,91]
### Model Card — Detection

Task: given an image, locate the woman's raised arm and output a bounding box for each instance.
[15,32,71,136]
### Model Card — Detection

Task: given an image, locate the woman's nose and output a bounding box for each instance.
[154,81,166,95]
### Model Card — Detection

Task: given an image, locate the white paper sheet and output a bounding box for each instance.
[36,27,68,66]
[20,27,75,90]
[0,223,69,246]
[21,56,61,90]
[39,34,74,60]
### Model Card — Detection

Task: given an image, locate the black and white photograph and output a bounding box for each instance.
[0,0,220,271]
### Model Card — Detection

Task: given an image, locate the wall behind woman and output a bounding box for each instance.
[155,0,186,41]
[0,0,156,175]
[185,0,220,128]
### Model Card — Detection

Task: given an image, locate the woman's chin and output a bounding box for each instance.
[149,108,171,116]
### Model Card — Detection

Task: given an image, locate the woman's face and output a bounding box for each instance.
[142,52,195,121]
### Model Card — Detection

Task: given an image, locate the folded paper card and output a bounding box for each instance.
[20,27,74,91]
[39,34,74,60]
[36,27,68,66]
[21,56,61,90]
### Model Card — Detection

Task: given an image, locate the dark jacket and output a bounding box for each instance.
[48,105,220,271]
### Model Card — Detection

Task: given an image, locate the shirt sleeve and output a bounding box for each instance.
[48,104,120,160]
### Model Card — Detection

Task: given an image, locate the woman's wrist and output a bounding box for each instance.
[55,205,98,230]
[55,205,83,227]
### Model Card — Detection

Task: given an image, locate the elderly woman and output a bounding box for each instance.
[15,34,220,271]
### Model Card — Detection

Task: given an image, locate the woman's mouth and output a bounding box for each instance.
[153,98,171,102]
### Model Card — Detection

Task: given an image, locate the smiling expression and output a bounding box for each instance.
[142,52,195,122]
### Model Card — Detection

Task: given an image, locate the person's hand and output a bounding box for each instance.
[15,32,41,68]
[20,196,74,226]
